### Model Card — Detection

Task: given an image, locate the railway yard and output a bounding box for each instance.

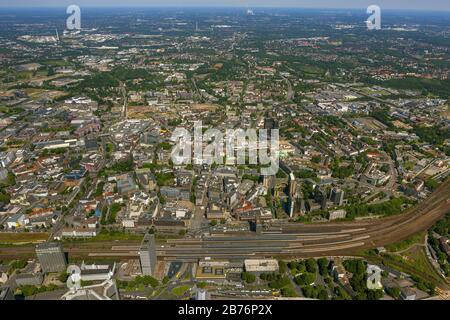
[1,179,448,263]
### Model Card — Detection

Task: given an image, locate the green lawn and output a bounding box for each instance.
[392,246,443,285]
[0,232,49,244]
[385,232,425,252]
[363,247,444,287]
[172,285,190,296]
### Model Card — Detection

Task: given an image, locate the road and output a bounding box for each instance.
[1,179,449,263]
[282,76,294,102]
[120,81,127,119]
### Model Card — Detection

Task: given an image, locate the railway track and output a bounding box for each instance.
[0,179,448,261]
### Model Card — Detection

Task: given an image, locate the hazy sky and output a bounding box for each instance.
[0,0,450,11]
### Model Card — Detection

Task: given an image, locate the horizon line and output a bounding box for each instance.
[0,5,449,13]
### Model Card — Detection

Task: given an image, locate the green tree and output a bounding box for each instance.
[294,273,316,286]
[305,259,317,274]
[385,287,401,299]
[241,272,256,284]
[317,258,329,276]
[278,260,288,274]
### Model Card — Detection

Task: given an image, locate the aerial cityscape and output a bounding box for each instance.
[0,3,449,303]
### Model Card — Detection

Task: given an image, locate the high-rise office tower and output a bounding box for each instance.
[288,197,295,218]
[314,187,328,210]
[36,242,67,273]
[264,112,279,135]
[264,118,278,132]
[288,173,297,198]
[196,289,209,300]
[287,173,298,217]
[330,188,345,206]
[263,175,275,191]
[139,234,157,276]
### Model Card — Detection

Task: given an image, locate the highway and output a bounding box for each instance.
[0,179,449,262]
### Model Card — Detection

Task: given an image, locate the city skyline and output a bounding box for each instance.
[1,0,450,11]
